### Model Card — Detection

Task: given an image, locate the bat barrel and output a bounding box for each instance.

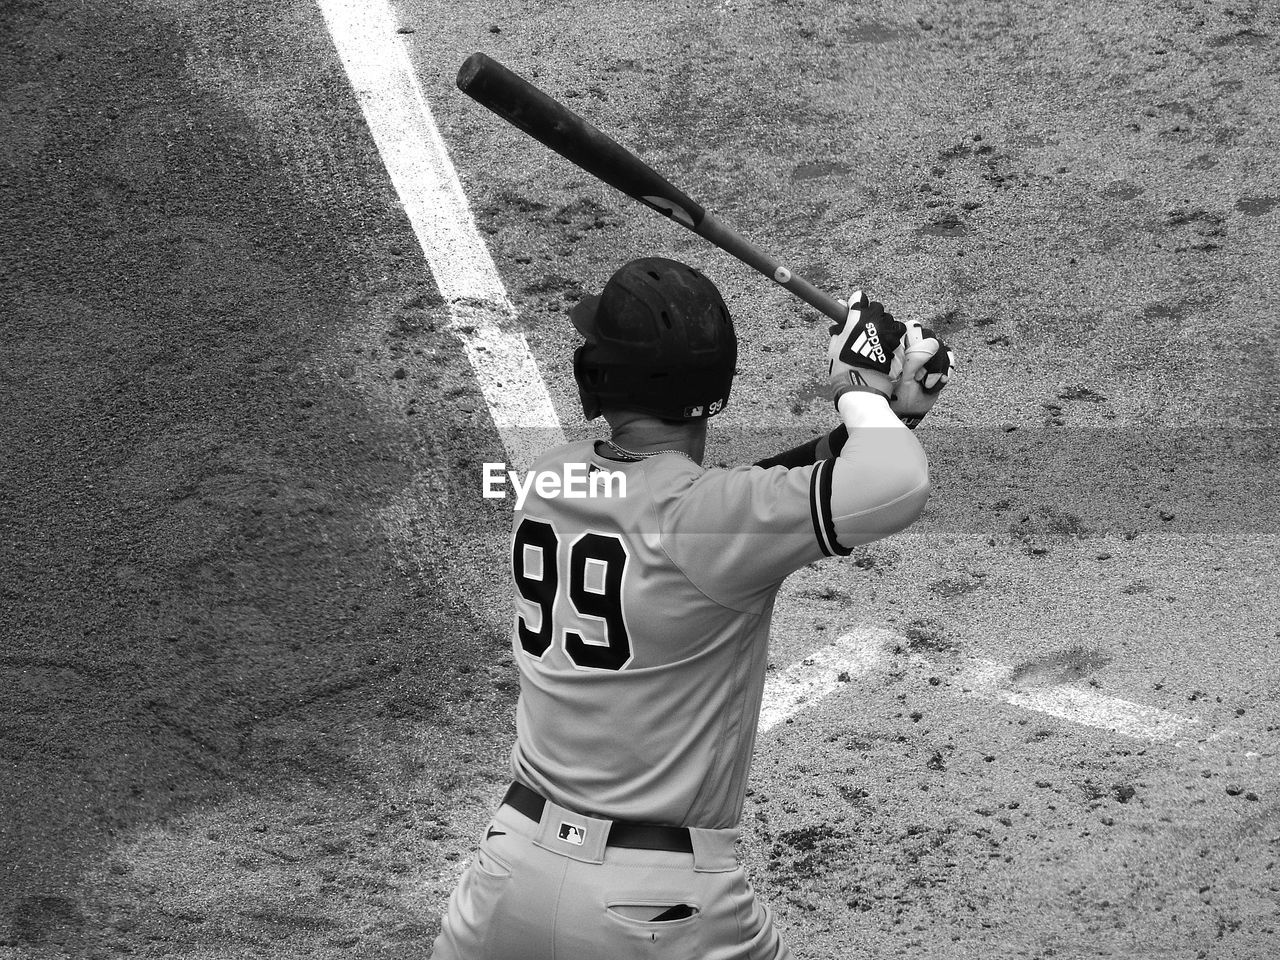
[458,53,846,324]
[457,53,707,229]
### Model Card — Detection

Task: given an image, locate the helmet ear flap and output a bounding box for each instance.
[573,344,603,420]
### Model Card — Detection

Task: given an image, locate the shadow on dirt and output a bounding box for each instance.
[0,1,510,951]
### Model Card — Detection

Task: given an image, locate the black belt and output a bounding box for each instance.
[502,782,693,854]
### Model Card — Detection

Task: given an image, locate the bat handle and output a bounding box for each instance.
[696,212,847,323]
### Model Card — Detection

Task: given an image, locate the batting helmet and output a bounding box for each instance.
[570,257,737,421]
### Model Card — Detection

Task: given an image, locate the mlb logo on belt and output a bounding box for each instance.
[558,822,585,846]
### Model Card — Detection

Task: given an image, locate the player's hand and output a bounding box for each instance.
[827,291,907,401]
[828,292,955,428]
[889,324,955,429]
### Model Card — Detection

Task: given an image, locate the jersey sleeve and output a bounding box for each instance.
[660,413,929,612]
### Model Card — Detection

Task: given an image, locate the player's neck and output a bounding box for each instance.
[601,410,706,464]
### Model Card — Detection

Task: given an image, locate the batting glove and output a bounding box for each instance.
[891,322,955,429]
[828,292,955,428]
[827,291,905,401]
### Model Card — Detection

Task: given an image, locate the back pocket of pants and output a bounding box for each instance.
[605,901,701,959]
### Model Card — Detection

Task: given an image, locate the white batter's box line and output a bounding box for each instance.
[318,0,508,306]
[318,0,566,473]
[447,301,565,469]
[446,294,515,319]
[758,628,900,733]
[760,633,1202,743]
[952,657,1199,741]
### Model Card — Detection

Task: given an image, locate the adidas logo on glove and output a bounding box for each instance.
[849,322,887,364]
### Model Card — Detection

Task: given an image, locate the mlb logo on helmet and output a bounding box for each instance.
[681,398,723,418]
[558,822,585,846]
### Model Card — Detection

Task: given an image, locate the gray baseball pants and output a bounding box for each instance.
[430,790,792,960]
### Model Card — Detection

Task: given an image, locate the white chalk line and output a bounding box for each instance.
[952,658,1199,740]
[758,628,897,732]
[317,0,563,471]
[759,631,1199,741]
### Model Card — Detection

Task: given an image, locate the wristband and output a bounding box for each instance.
[836,385,901,430]
[833,381,890,407]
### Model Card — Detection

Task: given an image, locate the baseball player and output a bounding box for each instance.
[431,257,953,959]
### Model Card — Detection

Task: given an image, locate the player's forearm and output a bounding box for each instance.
[754,379,909,470]
[826,391,930,549]
[753,425,848,469]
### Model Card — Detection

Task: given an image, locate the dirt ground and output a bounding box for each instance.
[2,0,1278,958]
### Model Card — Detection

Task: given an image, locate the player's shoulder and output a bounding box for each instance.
[653,459,815,522]
[527,439,598,472]
[686,460,808,494]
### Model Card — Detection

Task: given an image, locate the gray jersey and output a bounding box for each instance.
[508,424,928,829]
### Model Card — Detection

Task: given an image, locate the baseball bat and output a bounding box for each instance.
[456,52,847,324]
